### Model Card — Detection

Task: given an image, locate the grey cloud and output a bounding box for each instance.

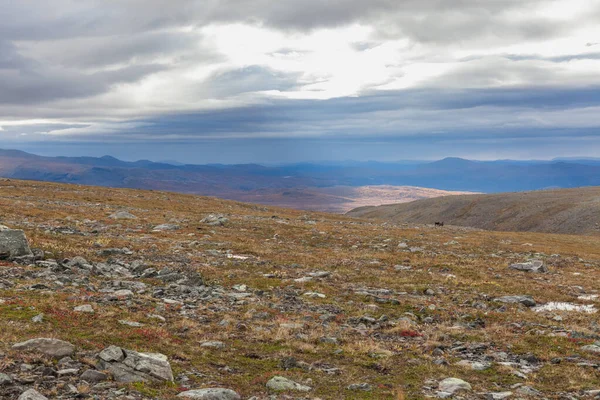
[422,56,600,88]
[200,66,303,97]
[13,85,596,140]
[0,60,166,104]
[20,30,219,68]
[0,1,580,45]
[463,52,600,63]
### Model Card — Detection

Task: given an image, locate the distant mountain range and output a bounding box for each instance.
[347,186,600,235]
[1,149,600,211]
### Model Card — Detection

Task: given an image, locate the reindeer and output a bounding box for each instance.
[434,221,444,227]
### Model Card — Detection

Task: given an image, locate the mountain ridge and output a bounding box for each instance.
[347,186,600,235]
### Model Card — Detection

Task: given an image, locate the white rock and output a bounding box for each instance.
[74,305,94,313]
[18,389,48,400]
[177,388,241,399]
[266,376,312,392]
[439,378,472,394]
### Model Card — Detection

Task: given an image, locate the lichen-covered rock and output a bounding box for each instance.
[109,211,137,219]
[509,260,548,273]
[439,378,472,394]
[177,388,241,399]
[0,373,12,386]
[12,338,75,358]
[0,226,33,260]
[201,214,229,227]
[266,376,312,392]
[97,345,174,383]
[152,224,180,232]
[18,389,48,400]
[494,295,536,307]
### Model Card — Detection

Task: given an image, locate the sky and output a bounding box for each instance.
[1,0,600,163]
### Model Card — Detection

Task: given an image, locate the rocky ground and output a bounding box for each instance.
[1,179,600,399]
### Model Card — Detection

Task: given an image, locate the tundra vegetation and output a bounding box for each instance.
[1,179,600,399]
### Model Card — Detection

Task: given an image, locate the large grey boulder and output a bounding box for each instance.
[0,225,33,260]
[97,345,174,383]
[12,338,75,358]
[509,260,548,273]
[18,389,48,400]
[177,388,241,399]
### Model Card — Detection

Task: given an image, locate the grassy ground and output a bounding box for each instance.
[1,179,600,398]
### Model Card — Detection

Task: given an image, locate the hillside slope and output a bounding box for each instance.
[347,187,600,235]
[2,179,600,398]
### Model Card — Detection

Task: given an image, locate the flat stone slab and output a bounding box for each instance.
[177,388,241,399]
[509,260,548,273]
[18,389,48,400]
[266,376,312,392]
[494,295,536,307]
[12,338,75,358]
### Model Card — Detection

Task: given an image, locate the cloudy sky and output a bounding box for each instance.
[2,0,600,163]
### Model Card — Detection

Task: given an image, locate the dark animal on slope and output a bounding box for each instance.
[434,222,444,227]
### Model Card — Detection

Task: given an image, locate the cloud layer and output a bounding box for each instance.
[1,0,600,161]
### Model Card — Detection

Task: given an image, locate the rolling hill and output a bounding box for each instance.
[5,149,600,213]
[347,187,600,235]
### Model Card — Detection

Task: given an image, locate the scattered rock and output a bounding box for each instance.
[31,314,44,323]
[516,386,541,396]
[347,383,372,391]
[109,211,137,220]
[581,343,600,353]
[201,341,226,349]
[152,224,180,232]
[485,392,512,400]
[74,304,94,313]
[97,345,174,382]
[12,338,75,358]
[119,320,144,327]
[266,376,312,392]
[509,260,548,273]
[494,295,536,307]
[0,372,13,385]
[18,389,48,400]
[532,302,597,313]
[456,360,491,370]
[177,388,241,399]
[80,369,109,383]
[438,378,472,394]
[0,226,33,260]
[201,214,229,227]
